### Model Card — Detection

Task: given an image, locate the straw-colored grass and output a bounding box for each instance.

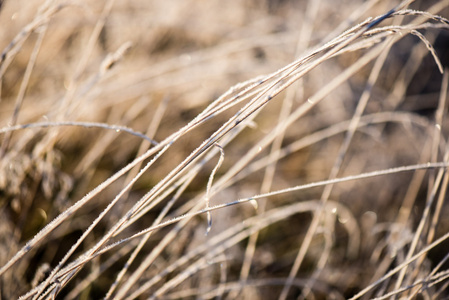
[1,0,449,299]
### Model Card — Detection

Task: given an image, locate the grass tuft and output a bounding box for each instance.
[1,0,449,299]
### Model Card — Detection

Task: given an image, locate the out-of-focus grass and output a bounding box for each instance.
[0,0,449,299]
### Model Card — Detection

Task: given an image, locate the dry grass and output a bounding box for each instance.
[1,0,449,299]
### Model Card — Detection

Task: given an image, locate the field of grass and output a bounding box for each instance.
[1,0,449,299]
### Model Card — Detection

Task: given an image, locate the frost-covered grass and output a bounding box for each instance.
[1,0,449,299]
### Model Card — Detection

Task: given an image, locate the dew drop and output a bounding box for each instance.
[338,216,348,224]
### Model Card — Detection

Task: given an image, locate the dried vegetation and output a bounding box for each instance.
[1,0,449,299]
